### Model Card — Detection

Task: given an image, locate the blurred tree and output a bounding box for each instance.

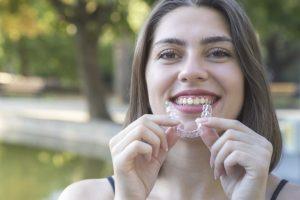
[110,0,152,103]
[0,0,47,76]
[240,0,300,82]
[48,0,115,119]
[0,0,78,85]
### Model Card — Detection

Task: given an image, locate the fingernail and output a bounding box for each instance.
[210,157,214,168]
[214,170,216,179]
[220,168,226,177]
[214,170,219,180]
[165,145,169,152]
[196,118,209,123]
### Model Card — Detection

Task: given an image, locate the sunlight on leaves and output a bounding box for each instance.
[37,151,51,164]
[127,0,150,33]
[61,0,77,6]
[1,4,44,41]
[100,26,115,45]
[111,11,121,23]
[86,1,98,14]
[52,154,65,168]
[0,33,3,59]
[66,23,77,35]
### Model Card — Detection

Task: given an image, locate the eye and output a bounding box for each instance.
[207,48,231,59]
[158,49,181,60]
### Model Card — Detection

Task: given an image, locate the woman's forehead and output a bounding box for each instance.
[153,6,231,45]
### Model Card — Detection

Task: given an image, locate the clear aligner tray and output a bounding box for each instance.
[165,101,212,138]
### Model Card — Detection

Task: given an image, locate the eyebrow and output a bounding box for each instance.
[154,36,232,46]
[201,36,232,44]
[154,38,186,46]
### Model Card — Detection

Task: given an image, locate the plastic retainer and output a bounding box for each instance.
[165,101,212,138]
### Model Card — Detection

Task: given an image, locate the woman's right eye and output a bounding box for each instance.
[158,49,181,60]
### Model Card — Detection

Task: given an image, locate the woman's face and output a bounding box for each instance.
[146,6,244,120]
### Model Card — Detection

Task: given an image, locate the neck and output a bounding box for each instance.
[158,138,226,199]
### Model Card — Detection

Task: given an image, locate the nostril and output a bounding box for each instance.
[179,76,205,82]
[181,77,188,82]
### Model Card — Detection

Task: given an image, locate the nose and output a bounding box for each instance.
[177,58,209,82]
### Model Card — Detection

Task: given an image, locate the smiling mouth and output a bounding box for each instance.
[171,96,218,106]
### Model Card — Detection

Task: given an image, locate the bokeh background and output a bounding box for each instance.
[0,0,299,199]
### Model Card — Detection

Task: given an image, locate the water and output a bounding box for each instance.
[0,142,113,200]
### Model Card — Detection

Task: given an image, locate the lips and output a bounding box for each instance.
[169,89,220,114]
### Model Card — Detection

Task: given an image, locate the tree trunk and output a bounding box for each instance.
[18,38,30,76]
[113,35,133,103]
[75,26,111,120]
[265,33,299,82]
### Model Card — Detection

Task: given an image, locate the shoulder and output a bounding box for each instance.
[267,174,300,199]
[276,181,300,199]
[58,178,114,200]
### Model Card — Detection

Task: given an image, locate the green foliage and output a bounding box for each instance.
[240,0,300,39]
[239,0,300,82]
[0,0,80,86]
[1,0,299,85]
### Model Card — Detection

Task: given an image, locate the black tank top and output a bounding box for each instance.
[106,176,288,199]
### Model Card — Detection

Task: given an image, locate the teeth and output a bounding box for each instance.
[175,96,213,105]
[200,98,205,104]
[194,98,200,105]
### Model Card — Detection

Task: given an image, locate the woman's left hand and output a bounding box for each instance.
[197,117,273,200]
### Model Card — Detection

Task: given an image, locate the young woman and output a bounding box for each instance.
[58,0,300,199]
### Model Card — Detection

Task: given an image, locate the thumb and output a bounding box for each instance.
[165,127,180,149]
[200,125,219,150]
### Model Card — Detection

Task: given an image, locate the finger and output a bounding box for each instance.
[155,127,180,165]
[110,114,180,147]
[210,129,265,167]
[147,114,181,126]
[115,141,153,172]
[146,120,169,151]
[213,140,254,179]
[200,117,255,135]
[223,150,254,178]
[165,127,180,149]
[223,150,271,179]
[111,125,161,158]
[200,125,219,150]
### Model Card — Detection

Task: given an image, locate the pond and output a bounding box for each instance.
[0,142,113,200]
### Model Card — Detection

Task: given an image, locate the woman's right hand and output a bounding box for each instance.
[109,114,180,200]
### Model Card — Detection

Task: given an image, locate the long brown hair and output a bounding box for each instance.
[124,0,282,172]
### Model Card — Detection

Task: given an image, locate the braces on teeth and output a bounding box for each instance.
[165,101,212,138]
[175,96,212,105]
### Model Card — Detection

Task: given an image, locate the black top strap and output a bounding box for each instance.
[271,179,288,200]
[107,176,288,199]
[107,176,115,193]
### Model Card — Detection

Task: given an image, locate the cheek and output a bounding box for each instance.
[146,67,171,114]
[214,66,244,118]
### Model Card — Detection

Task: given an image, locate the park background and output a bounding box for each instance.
[0,0,299,199]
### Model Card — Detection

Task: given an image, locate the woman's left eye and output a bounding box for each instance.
[207,48,231,59]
